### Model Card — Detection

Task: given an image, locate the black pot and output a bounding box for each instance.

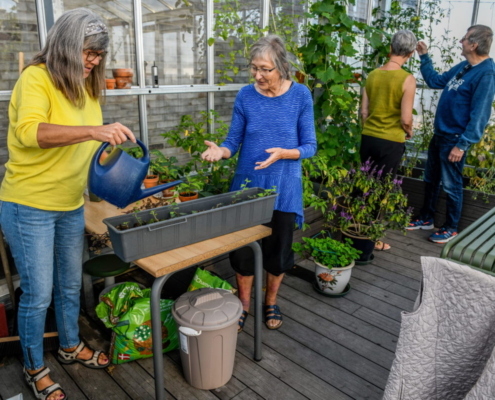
[342,233,374,263]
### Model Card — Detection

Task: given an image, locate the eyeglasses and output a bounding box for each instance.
[455,64,472,80]
[460,35,470,42]
[250,65,276,76]
[84,50,107,62]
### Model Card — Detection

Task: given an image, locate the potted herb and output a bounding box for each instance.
[149,152,180,197]
[324,161,413,263]
[177,174,204,202]
[293,232,361,294]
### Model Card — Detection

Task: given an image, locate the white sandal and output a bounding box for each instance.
[23,366,67,400]
[57,341,109,369]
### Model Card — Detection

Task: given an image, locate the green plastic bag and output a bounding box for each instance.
[187,267,235,293]
[96,282,179,364]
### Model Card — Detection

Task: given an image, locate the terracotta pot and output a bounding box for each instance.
[112,68,134,78]
[295,71,305,84]
[179,191,198,202]
[160,179,176,198]
[105,79,116,90]
[115,77,132,89]
[143,175,159,188]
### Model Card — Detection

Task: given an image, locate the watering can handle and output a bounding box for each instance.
[92,139,148,166]
[135,139,149,160]
[93,142,110,167]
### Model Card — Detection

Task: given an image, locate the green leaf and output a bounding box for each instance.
[207,37,215,46]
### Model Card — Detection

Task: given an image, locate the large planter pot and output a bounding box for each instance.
[342,230,375,264]
[103,188,278,262]
[315,260,354,294]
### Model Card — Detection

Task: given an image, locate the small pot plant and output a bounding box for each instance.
[177,174,204,202]
[293,232,361,295]
[149,152,180,197]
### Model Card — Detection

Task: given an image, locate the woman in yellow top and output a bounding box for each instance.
[0,8,136,400]
[360,30,417,251]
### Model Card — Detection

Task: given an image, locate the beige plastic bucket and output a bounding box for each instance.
[172,288,242,389]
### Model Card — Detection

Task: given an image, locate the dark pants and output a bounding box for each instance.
[420,134,467,230]
[229,210,296,277]
[360,135,405,177]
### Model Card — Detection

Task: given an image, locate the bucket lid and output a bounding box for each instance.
[172,288,243,331]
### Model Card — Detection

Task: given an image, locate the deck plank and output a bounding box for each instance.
[241,317,384,400]
[232,351,308,400]
[349,277,415,311]
[360,263,421,290]
[369,257,423,281]
[231,388,265,400]
[277,284,398,355]
[0,357,38,400]
[236,332,352,400]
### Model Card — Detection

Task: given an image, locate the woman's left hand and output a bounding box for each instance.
[254,148,286,170]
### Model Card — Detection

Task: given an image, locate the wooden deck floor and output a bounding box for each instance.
[0,229,442,400]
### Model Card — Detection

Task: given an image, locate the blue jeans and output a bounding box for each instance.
[0,201,85,370]
[420,134,467,230]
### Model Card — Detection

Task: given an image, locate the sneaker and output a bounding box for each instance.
[428,228,458,243]
[407,217,434,230]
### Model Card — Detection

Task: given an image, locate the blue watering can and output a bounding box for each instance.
[88,139,182,208]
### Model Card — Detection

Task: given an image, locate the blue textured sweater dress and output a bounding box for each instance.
[221,83,317,228]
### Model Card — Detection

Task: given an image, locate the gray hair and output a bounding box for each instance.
[26,8,109,108]
[391,30,417,57]
[467,25,493,56]
[249,35,290,81]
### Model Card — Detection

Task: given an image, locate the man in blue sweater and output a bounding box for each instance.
[407,25,495,243]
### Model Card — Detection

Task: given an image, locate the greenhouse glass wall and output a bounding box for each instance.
[1,0,493,179]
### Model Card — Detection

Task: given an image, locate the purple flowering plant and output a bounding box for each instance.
[324,160,413,241]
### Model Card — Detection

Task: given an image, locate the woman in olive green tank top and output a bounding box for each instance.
[360,30,417,251]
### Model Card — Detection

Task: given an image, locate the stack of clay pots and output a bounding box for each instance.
[112,68,133,89]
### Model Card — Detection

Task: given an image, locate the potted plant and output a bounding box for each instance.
[324,161,413,263]
[177,174,204,202]
[149,151,180,197]
[293,232,361,295]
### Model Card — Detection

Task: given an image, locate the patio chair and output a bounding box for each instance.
[440,207,495,277]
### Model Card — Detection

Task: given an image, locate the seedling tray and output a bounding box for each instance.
[103,188,277,262]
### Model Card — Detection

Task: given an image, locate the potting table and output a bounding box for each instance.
[83,196,271,400]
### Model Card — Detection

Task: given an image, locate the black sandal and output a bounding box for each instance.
[238,310,248,333]
[264,305,283,330]
[24,366,67,400]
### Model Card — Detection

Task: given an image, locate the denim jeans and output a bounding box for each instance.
[420,134,467,230]
[0,201,84,370]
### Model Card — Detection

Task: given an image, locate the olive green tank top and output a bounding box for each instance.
[362,68,411,143]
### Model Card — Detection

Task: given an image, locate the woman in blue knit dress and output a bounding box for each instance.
[202,35,316,331]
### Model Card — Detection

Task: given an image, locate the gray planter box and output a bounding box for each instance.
[103,188,277,262]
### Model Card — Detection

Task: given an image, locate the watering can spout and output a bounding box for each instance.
[138,180,182,201]
[88,139,182,208]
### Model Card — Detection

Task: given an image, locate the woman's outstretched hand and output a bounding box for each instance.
[255,148,287,170]
[201,140,225,162]
[93,123,136,145]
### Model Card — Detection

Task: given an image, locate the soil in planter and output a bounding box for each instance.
[113,188,273,231]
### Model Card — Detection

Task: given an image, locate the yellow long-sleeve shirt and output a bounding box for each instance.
[0,64,102,211]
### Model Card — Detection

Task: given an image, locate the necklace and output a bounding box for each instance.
[389,60,402,67]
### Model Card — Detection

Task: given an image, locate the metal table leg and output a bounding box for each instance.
[151,273,172,400]
[247,241,263,361]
